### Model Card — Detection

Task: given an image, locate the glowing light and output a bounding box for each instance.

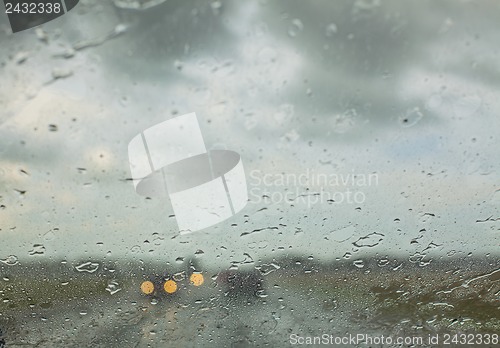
[164,280,178,293]
[190,273,204,286]
[140,281,155,295]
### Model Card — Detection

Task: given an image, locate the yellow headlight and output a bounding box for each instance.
[190,273,204,286]
[140,281,155,295]
[164,279,178,293]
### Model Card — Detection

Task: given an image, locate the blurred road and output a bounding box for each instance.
[1,269,371,347]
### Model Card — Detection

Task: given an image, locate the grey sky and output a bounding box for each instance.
[0,0,499,269]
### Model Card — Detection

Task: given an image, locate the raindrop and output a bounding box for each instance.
[453,95,481,118]
[256,289,268,298]
[353,259,365,268]
[35,28,48,42]
[54,47,76,59]
[174,60,183,71]
[332,109,357,133]
[151,234,164,246]
[173,271,186,281]
[114,23,128,35]
[422,241,442,253]
[0,255,19,266]
[75,261,100,273]
[399,107,423,127]
[233,253,254,265]
[280,129,300,143]
[325,23,338,37]
[409,252,431,266]
[287,19,304,37]
[43,230,56,241]
[29,244,46,256]
[51,68,73,80]
[352,232,384,248]
[48,124,58,132]
[113,0,167,10]
[40,302,52,309]
[342,252,352,259]
[194,249,205,257]
[130,245,142,253]
[419,213,436,223]
[330,225,356,242]
[106,280,122,295]
[377,258,390,267]
[119,96,129,107]
[13,51,30,64]
[274,104,294,124]
[392,262,403,271]
[210,1,222,14]
[353,0,381,16]
[175,257,184,263]
[257,262,280,275]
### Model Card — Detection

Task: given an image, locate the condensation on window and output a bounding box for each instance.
[0,0,499,346]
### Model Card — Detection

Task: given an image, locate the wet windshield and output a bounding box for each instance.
[0,0,499,347]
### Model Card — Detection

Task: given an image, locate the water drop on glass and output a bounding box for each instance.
[288,19,303,37]
[325,23,338,37]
